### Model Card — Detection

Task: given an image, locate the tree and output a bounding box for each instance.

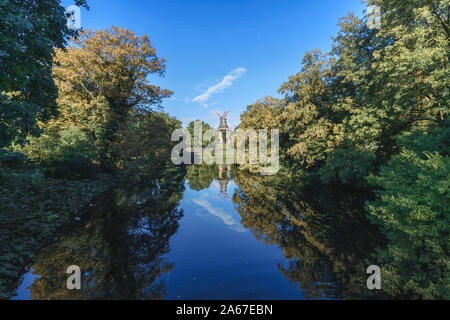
[277,50,339,170]
[113,111,182,180]
[239,0,449,185]
[367,126,449,299]
[50,26,173,168]
[239,96,282,131]
[0,0,88,148]
[187,120,213,148]
[238,96,283,172]
[364,0,449,159]
[236,1,449,299]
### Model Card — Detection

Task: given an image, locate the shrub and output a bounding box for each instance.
[366,128,449,299]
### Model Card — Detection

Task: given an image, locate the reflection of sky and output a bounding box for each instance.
[14,173,303,300]
[11,269,40,300]
[192,181,246,233]
[164,176,303,300]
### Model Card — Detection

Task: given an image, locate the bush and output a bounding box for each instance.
[366,128,449,299]
[17,125,95,166]
[0,151,28,169]
[319,148,376,186]
[45,156,99,179]
[113,111,182,181]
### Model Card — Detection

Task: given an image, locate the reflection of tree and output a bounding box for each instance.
[186,165,238,192]
[186,165,217,191]
[233,170,386,299]
[28,168,185,300]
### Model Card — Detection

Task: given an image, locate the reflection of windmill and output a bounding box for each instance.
[214,165,232,200]
[214,110,230,144]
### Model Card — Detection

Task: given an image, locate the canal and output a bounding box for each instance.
[13,165,384,299]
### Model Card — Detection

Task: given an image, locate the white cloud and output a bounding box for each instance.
[192,67,247,108]
[193,195,246,233]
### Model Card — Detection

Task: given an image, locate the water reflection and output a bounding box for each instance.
[24,169,185,300]
[192,194,246,233]
[214,165,232,200]
[185,165,216,191]
[13,165,386,299]
[233,170,386,299]
[188,164,244,232]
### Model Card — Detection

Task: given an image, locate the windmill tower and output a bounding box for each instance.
[214,110,230,144]
[214,165,232,200]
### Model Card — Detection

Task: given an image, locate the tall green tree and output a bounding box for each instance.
[0,0,88,148]
[239,0,449,184]
[187,120,213,148]
[113,111,182,180]
[367,126,449,299]
[365,0,449,158]
[237,1,449,298]
[277,50,338,170]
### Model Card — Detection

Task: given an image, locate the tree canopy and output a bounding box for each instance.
[0,0,88,148]
[49,26,173,167]
[238,0,449,299]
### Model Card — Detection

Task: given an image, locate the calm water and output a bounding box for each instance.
[12,165,384,300]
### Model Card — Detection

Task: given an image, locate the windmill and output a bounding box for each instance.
[214,110,230,143]
[213,179,231,200]
[213,165,232,200]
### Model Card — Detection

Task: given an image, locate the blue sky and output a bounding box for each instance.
[62,0,367,128]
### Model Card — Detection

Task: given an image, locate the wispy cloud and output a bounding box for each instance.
[192,67,247,108]
[193,195,246,233]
